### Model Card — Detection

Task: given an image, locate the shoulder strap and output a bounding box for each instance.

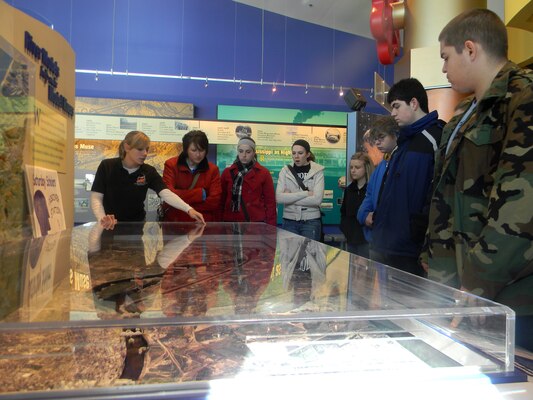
[287,165,307,191]
[421,129,438,152]
[188,173,200,190]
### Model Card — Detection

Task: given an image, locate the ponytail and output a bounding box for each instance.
[119,131,150,159]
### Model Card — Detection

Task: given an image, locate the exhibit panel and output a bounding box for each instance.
[1,1,76,241]
[0,222,516,398]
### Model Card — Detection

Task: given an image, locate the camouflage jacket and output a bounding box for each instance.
[424,61,533,315]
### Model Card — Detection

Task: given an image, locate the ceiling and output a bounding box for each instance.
[233,0,508,40]
[233,0,373,38]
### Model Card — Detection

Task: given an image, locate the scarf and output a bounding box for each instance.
[231,160,254,212]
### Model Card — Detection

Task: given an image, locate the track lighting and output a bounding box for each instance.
[77,69,371,96]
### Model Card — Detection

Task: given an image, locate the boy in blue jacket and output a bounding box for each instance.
[369,78,444,276]
[357,116,398,244]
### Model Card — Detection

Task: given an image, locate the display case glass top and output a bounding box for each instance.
[0,222,515,398]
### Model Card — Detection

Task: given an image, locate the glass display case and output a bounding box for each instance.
[0,222,517,399]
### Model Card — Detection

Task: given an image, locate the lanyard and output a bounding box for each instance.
[445,100,477,156]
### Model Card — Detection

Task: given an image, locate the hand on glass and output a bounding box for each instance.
[188,208,205,224]
[100,214,117,230]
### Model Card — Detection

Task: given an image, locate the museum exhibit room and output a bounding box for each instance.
[0,0,532,398]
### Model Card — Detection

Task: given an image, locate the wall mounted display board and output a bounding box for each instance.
[0,222,520,398]
[0,1,75,241]
[218,104,348,126]
[75,98,347,225]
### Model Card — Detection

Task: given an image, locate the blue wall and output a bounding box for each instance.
[10,0,391,119]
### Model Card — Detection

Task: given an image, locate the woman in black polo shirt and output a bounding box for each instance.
[91,130,204,229]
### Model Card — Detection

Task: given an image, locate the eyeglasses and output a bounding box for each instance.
[373,135,387,143]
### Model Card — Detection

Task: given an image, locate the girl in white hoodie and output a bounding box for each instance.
[276,139,325,241]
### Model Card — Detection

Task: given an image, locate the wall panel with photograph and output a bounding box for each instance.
[74,98,348,225]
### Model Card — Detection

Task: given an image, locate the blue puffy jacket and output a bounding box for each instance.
[370,111,444,258]
[357,159,387,243]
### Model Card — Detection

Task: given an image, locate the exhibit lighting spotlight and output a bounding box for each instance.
[339,86,344,96]
[343,88,368,111]
[239,80,243,90]
[272,83,277,93]
[305,84,309,94]
[95,71,99,81]
[204,77,209,88]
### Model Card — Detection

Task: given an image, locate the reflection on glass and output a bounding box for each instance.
[0,222,515,397]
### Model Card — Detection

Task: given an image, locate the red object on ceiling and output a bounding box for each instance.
[370,0,401,65]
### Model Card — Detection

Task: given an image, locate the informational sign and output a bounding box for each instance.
[31,100,68,173]
[22,233,60,320]
[218,104,348,126]
[73,106,347,225]
[75,114,347,149]
[25,165,66,238]
[75,113,199,142]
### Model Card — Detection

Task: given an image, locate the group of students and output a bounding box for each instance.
[342,8,533,352]
[91,9,532,351]
[90,130,325,241]
[340,77,444,278]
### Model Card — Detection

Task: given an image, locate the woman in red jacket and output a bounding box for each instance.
[162,130,222,222]
[220,137,277,225]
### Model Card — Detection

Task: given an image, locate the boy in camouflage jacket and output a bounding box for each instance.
[421,9,533,351]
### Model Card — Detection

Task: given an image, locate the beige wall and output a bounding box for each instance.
[396,0,487,85]
[394,1,532,121]
[505,0,533,66]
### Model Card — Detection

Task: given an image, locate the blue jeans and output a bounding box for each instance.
[282,218,322,241]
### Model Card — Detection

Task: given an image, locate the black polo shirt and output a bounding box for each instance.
[91,158,167,221]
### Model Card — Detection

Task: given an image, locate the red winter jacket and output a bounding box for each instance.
[162,153,222,222]
[220,161,277,226]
